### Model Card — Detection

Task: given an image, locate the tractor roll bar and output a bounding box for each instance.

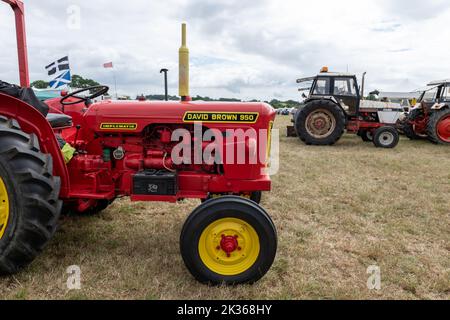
[2,0,29,87]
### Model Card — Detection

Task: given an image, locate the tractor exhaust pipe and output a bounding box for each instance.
[160,68,169,101]
[179,23,191,101]
[361,72,367,100]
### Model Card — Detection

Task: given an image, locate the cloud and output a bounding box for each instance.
[388,48,412,53]
[1,0,450,101]
[380,0,450,20]
[371,22,402,33]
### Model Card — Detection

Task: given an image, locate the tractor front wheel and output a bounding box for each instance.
[373,126,399,148]
[0,117,61,274]
[403,122,426,140]
[359,130,373,142]
[402,109,427,140]
[180,196,277,285]
[426,108,450,144]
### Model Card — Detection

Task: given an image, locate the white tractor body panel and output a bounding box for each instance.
[360,100,403,124]
[377,110,403,124]
[360,100,402,109]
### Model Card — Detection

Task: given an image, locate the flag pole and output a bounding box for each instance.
[112,67,118,99]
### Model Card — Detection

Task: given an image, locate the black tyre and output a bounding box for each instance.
[202,191,262,204]
[403,123,424,140]
[92,199,111,214]
[402,109,427,140]
[248,191,262,204]
[359,130,373,142]
[295,100,346,145]
[426,108,450,145]
[0,116,61,274]
[373,126,399,148]
[180,196,277,285]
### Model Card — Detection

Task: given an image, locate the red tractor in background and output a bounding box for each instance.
[0,0,277,284]
[401,80,450,145]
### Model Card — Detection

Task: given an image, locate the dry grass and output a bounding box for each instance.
[1,116,449,300]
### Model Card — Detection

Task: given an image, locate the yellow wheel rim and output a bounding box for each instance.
[0,176,10,240]
[198,218,260,276]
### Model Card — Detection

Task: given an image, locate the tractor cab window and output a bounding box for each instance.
[333,78,357,96]
[312,78,330,95]
[441,85,450,102]
[421,87,439,103]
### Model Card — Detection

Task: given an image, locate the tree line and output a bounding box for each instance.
[32,76,302,108]
[31,75,100,89]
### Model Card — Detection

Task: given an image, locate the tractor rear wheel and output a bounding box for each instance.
[0,117,61,274]
[426,108,450,145]
[373,126,399,148]
[295,100,346,145]
[180,196,277,285]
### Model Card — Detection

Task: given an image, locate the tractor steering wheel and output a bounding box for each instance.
[60,85,110,106]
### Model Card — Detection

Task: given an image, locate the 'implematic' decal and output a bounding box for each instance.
[100,123,138,130]
[183,111,259,124]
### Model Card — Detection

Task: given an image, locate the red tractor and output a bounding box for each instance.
[0,0,277,284]
[401,80,450,144]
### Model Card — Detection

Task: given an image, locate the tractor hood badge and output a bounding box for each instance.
[183,111,259,124]
[100,123,138,130]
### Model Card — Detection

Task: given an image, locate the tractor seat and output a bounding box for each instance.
[46,113,73,128]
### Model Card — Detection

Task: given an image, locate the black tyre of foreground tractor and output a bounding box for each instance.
[426,108,450,145]
[295,100,346,145]
[180,196,277,285]
[0,117,61,274]
[373,126,399,149]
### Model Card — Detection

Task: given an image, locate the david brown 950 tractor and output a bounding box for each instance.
[0,0,277,284]
[401,80,450,144]
[290,68,403,148]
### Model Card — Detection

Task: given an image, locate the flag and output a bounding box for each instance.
[46,56,70,76]
[103,62,113,68]
[46,56,71,89]
[49,70,71,89]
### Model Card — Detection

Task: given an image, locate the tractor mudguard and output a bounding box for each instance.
[0,93,69,196]
[431,102,449,110]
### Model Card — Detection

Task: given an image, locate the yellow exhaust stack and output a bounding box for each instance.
[179,23,190,101]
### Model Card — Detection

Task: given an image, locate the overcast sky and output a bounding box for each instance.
[1,0,450,100]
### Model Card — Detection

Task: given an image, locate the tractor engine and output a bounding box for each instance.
[64,102,275,211]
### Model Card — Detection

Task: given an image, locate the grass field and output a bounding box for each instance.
[0,116,449,300]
